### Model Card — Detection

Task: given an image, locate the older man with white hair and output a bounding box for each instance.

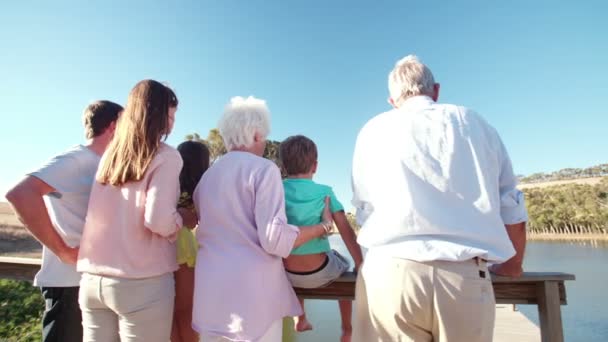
[351,55,528,342]
[192,96,333,342]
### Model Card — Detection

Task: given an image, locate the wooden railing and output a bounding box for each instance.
[0,256,574,342]
[0,256,41,282]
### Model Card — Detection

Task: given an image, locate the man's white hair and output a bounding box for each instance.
[218,96,271,150]
[388,55,436,106]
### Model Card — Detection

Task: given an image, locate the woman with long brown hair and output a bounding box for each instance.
[77,79,196,342]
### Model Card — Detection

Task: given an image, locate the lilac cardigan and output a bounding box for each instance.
[192,151,302,341]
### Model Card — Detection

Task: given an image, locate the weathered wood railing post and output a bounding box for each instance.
[537,281,565,342]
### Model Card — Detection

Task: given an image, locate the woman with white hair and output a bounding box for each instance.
[191,96,333,342]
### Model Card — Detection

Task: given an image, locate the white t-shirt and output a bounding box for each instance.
[29,145,100,287]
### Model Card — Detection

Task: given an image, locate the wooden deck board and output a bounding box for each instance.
[494,304,540,342]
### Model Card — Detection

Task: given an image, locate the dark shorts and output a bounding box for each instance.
[41,286,83,342]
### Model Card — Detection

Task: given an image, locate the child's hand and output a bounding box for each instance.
[178,207,198,228]
[178,192,195,209]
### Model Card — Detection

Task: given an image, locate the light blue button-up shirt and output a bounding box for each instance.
[351,96,528,263]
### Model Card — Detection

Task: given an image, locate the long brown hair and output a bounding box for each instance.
[97,79,178,186]
[177,141,210,207]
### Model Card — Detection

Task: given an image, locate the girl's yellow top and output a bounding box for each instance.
[176,192,198,267]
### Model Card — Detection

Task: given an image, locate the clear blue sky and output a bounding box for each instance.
[1,1,606,206]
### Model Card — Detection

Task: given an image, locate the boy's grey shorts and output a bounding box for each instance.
[286,250,350,289]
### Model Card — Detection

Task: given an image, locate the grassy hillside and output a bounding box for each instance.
[523,177,608,234]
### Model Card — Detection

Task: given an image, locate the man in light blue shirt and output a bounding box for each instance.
[351,55,527,342]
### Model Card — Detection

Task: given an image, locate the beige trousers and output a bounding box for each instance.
[353,252,495,342]
[79,272,175,342]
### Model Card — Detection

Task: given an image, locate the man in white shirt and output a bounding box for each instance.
[6,100,122,342]
[351,55,528,342]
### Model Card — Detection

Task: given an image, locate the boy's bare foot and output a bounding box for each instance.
[294,316,313,332]
[341,329,352,342]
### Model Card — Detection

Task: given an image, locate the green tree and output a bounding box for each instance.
[185,130,282,171]
[346,212,360,233]
[0,279,43,341]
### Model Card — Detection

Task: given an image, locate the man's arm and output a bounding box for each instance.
[5,176,78,264]
[351,126,373,228]
[490,222,526,277]
[490,134,529,278]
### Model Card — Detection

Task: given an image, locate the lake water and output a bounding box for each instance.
[285,237,608,342]
[518,240,608,341]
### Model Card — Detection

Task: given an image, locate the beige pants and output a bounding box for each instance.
[353,252,495,342]
[198,319,283,342]
[79,272,175,342]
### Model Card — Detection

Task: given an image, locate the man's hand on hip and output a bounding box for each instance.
[57,246,80,265]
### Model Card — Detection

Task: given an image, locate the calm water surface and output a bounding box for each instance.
[518,240,608,341]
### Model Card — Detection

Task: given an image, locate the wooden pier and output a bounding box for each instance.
[0,256,574,342]
[494,304,540,341]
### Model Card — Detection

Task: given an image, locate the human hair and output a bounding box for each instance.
[82,100,123,139]
[97,79,178,186]
[279,135,317,176]
[388,55,436,106]
[177,140,210,199]
[218,96,270,150]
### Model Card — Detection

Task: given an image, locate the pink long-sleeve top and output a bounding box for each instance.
[192,151,302,341]
[77,143,183,278]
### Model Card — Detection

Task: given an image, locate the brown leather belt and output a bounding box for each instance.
[472,257,488,265]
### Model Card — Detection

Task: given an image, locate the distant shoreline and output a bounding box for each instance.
[527,232,608,241]
[518,176,604,189]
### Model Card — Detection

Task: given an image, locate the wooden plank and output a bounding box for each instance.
[0,258,574,304]
[493,304,540,342]
[493,273,575,282]
[0,256,41,282]
[0,256,42,265]
[494,282,567,305]
[294,271,574,303]
[537,281,565,342]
